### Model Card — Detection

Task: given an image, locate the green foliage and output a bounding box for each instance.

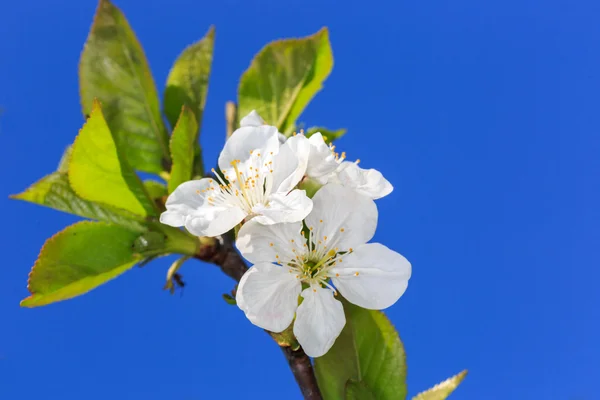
[164,26,214,129]
[168,107,199,193]
[314,301,407,400]
[79,0,169,174]
[69,100,157,216]
[11,172,146,232]
[143,179,167,201]
[21,221,142,307]
[412,371,468,400]
[238,28,333,134]
[345,380,376,400]
[305,126,347,142]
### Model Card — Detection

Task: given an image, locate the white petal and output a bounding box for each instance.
[160,179,247,237]
[218,125,280,173]
[336,162,393,200]
[306,133,340,183]
[278,133,288,144]
[306,184,377,251]
[331,243,411,310]
[253,190,313,225]
[185,206,246,237]
[159,210,185,226]
[293,286,346,358]
[236,219,305,264]
[271,135,310,193]
[236,262,301,333]
[240,110,265,127]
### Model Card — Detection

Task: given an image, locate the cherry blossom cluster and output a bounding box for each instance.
[160,111,411,357]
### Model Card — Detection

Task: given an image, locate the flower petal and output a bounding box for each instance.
[306,133,339,183]
[236,262,302,333]
[271,135,310,193]
[306,184,377,251]
[253,190,313,225]
[331,243,411,310]
[335,162,393,199]
[160,179,247,237]
[185,206,246,237]
[237,219,305,264]
[293,285,346,358]
[218,125,280,173]
[160,178,213,226]
[240,110,265,127]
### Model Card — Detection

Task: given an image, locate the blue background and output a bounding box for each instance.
[1,0,598,398]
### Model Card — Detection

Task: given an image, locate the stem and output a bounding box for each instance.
[193,230,323,400]
[281,347,322,400]
[225,101,237,138]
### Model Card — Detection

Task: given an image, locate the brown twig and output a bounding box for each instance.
[193,232,323,400]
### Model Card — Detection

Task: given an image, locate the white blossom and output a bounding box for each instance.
[235,184,411,357]
[160,111,312,237]
[287,132,393,199]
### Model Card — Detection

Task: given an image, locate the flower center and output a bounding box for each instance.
[205,150,275,213]
[282,222,354,293]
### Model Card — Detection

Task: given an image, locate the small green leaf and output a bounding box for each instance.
[238,28,333,134]
[412,371,468,400]
[164,26,214,129]
[305,126,347,142]
[143,179,167,200]
[79,0,169,173]
[345,380,376,400]
[69,100,157,216]
[21,221,142,307]
[168,107,199,193]
[222,293,236,305]
[10,172,146,232]
[314,301,407,400]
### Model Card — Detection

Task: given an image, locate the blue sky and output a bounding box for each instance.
[1,0,599,398]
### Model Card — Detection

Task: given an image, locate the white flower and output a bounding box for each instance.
[235,184,411,357]
[287,132,393,199]
[240,110,288,144]
[160,111,313,237]
[329,161,393,200]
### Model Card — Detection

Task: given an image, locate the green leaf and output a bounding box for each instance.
[79,0,169,173]
[238,28,333,134]
[143,179,167,200]
[412,371,468,400]
[314,301,407,400]
[21,221,142,307]
[306,126,347,142]
[57,145,73,173]
[164,26,214,129]
[345,380,376,400]
[132,231,166,254]
[168,107,199,193]
[69,100,157,216]
[10,172,146,232]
